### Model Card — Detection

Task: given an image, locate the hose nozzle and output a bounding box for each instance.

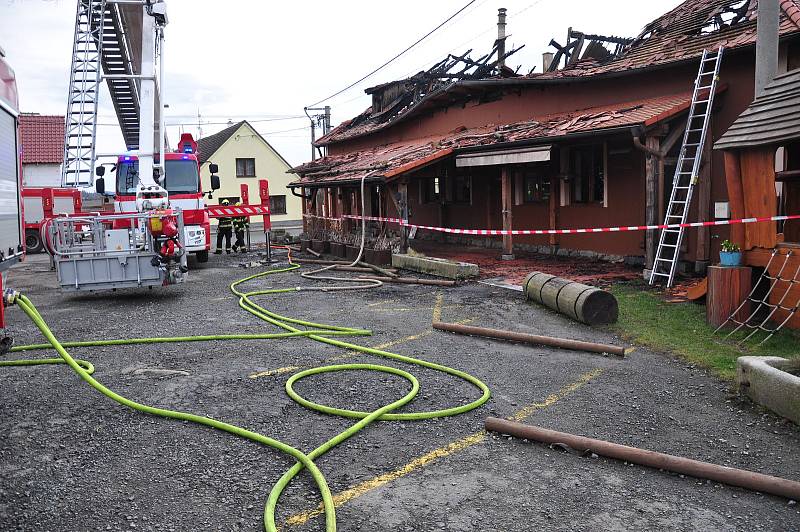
[3,288,19,307]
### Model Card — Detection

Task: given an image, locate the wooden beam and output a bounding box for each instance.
[645,136,661,270]
[501,166,514,259]
[724,150,746,249]
[696,132,713,264]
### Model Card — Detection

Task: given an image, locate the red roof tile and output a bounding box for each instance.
[19,114,65,164]
[291,92,694,187]
[318,0,800,147]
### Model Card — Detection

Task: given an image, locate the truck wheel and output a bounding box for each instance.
[25,229,44,254]
[195,250,209,263]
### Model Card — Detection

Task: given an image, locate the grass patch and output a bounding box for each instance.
[609,283,800,381]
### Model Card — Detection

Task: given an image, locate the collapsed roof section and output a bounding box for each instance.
[314,0,800,149]
[291,92,695,187]
[316,41,523,147]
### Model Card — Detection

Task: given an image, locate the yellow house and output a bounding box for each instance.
[197,120,302,231]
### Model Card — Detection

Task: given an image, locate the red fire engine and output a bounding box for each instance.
[101,133,216,263]
[0,46,24,333]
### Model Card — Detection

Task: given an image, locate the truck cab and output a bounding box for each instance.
[110,134,215,262]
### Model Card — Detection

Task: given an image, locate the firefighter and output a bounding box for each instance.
[232,202,249,253]
[215,199,233,254]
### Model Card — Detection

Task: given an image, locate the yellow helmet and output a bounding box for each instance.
[221,199,230,206]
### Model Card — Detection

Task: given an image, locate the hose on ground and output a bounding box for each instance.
[2,246,491,532]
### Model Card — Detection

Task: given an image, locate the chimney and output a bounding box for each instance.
[497,8,507,68]
[543,52,554,72]
[755,0,780,95]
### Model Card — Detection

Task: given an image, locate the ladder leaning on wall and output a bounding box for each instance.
[649,47,724,288]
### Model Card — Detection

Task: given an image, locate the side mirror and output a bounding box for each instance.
[95,177,106,195]
[95,166,106,177]
[210,174,220,191]
[209,163,219,174]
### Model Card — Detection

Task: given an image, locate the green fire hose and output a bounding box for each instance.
[1,249,491,531]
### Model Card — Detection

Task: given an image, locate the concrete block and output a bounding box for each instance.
[737,356,800,425]
[391,254,479,280]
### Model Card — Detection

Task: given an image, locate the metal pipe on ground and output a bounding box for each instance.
[432,321,630,356]
[357,276,456,287]
[523,272,618,325]
[484,418,800,501]
[332,266,399,274]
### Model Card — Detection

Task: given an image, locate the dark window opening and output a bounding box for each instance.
[523,171,551,203]
[452,175,471,204]
[422,177,441,203]
[570,144,605,204]
[270,195,287,215]
[236,158,256,177]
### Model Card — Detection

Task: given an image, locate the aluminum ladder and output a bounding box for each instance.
[61,0,107,187]
[61,1,141,188]
[649,48,724,287]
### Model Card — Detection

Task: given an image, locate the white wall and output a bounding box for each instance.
[22,164,61,187]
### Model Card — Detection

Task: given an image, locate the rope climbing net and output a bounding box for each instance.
[715,249,800,345]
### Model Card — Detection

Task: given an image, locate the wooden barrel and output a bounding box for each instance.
[522,271,618,325]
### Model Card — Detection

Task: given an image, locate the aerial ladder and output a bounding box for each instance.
[48,0,192,291]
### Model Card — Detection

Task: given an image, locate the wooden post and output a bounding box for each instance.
[301,187,308,233]
[549,172,559,247]
[399,182,409,253]
[707,265,752,327]
[645,136,661,270]
[696,135,713,267]
[501,166,514,259]
[723,150,746,249]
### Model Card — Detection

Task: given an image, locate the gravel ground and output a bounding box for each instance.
[1,252,798,532]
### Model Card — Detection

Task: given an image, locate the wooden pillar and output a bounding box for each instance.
[549,172,559,247]
[645,136,661,270]
[301,187,308,233]
[398,182,409,252]
[723,150,746,249]
[501,166,514,259]
[695,136,713,266]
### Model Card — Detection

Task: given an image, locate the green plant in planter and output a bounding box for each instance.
[721,240,741,252]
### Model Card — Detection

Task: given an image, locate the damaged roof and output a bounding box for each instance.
[290,92,695,187]
[317,0,800,147]
[715,68,800,149]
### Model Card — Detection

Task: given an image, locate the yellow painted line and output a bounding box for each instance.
[369,305,460,314]
[283,368,604,527]
[248,318,474,380]
[432,292,444,322]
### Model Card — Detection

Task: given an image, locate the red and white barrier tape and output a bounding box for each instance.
[303,213,800,236]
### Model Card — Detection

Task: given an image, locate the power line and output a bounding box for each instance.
[307,0,478,107]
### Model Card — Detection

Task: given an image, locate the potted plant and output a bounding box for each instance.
[299,231,311,252]
[719,240,742,267]
[345,231,362,261]
[329,221,346,258]
[367,234,393,266]
[311,226,330,254]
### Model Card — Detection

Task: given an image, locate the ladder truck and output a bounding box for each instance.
[48,0,219,291]
[0,46,24,339]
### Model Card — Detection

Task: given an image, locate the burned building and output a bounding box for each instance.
[289,0,800,275]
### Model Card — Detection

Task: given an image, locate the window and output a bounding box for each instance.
[523,172,551,203]
[116,159,200,195]
[236,158,256,177]
[422,177,440,203]
[270,195,287,215]
[452,175,471,204]
[570,144,605,204]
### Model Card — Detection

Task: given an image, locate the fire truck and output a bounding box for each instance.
[0,45,24,333]
[95,133,217,263]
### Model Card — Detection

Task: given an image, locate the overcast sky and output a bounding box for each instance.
[0,0,684,168]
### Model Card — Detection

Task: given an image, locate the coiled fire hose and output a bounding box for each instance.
[1,247,491,531]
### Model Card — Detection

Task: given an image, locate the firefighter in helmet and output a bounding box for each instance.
[215,199,233,254]
[232,202,249,253]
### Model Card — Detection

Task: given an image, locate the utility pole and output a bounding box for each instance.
[305,106,332,161]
